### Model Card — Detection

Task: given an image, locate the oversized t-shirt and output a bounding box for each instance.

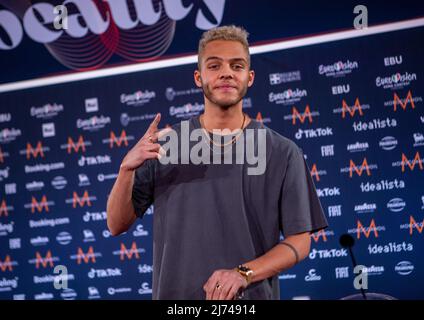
[132,115,328,300]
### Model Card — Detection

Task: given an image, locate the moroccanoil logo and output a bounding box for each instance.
[0,255,14,272]
[354,219,383,239]
[311,230,330,242]
[339,158,378,177]
[35,250,54,269]
[26,141,45,159]
[408,216,424,235]
[29,196,50,213]
[291,105,314,124]
[0,200,8,217]
[119,242,141,261]
[310,164,327,182]
[72,191,92,208]
[67,135,87,154]
[342,98,364,118]
[109,130,128,148]
[401,152,423,172]
[393,91,415,111]
[255,112,271,124]
[76,246,96,264]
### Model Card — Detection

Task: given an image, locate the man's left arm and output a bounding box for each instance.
[203,232,311,300]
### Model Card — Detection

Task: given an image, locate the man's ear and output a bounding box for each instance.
[248,70,255,87]
[194,70,202,88]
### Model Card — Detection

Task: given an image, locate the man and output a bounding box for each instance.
[107,25,328,300]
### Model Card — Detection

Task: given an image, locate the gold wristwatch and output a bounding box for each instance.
[235,265,253,285]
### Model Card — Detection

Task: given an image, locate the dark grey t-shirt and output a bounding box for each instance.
[132,116,328,300]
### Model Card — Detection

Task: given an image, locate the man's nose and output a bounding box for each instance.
[219,64,234,79]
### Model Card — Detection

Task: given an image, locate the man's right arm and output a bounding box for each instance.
[106,113,166,236]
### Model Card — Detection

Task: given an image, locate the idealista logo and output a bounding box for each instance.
[76,115,111,132]
[121,90,156,107]
[284,105,319,125]
[384,90,422,111]
[70,246,101,264]
[352,118,397,132]
[360,179,405,193]
[102,130,135,148]
[318,60,359,77]
[268,88,308,105]
[60,135,92,154]
[376,72,417,89]
[30,103,64,120]
[332,98,369,118]
[24,195,54,213]
[310,164,327,182]
[348,219,385,239]
[368,241,413,255]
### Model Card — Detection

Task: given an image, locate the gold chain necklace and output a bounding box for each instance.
[200,113,246,147]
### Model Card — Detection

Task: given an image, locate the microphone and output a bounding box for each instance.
[339,234,367,300]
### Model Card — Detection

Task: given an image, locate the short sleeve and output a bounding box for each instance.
[279,144,328,237]
[132,159,155,218]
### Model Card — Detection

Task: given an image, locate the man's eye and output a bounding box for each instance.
[208,65,218,69]
[233,65,244,69]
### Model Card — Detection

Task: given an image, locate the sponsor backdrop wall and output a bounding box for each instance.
[0,21,423,299]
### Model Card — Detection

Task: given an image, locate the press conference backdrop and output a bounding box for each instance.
[0,19,423,300]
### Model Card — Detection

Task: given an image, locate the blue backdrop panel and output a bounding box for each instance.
[0,24,423,300]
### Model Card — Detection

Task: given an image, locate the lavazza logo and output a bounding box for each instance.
[268,88,307,105]
[318,60,359,78]
[121,90,156,107]
[376,72,417,90]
